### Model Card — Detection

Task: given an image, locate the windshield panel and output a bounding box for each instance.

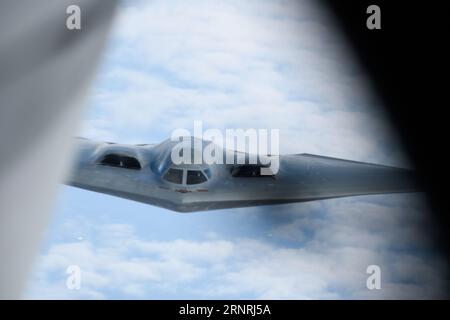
[186,170,207,185]
[163,168,183,184]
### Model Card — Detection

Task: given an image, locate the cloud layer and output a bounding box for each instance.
[82,0,406,165]
[27,192,446,299]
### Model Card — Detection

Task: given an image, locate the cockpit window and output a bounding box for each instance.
[203,168,212,179]
[99,154,141,170]
[231,165,273,177]
[187,170,207,185]
[164,168,183,184]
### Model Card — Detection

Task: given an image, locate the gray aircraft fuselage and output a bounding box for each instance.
[66,137,419,212]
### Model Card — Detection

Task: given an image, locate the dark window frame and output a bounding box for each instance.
[230,165,273,177]
[186,170,208,185]
[99,154,141,170]
[163,168,184,184]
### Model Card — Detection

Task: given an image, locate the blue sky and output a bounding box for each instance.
[25,0,447,299]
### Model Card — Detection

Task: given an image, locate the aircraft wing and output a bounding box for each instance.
[0,0,117,298]
[278,153,419,200]
[167,153,420,212]
[66,138,420,212]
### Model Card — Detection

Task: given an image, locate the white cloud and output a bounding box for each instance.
[27,194,448,299]
[82,0,407,166]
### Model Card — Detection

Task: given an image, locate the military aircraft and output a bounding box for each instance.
[66,137,420,212]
